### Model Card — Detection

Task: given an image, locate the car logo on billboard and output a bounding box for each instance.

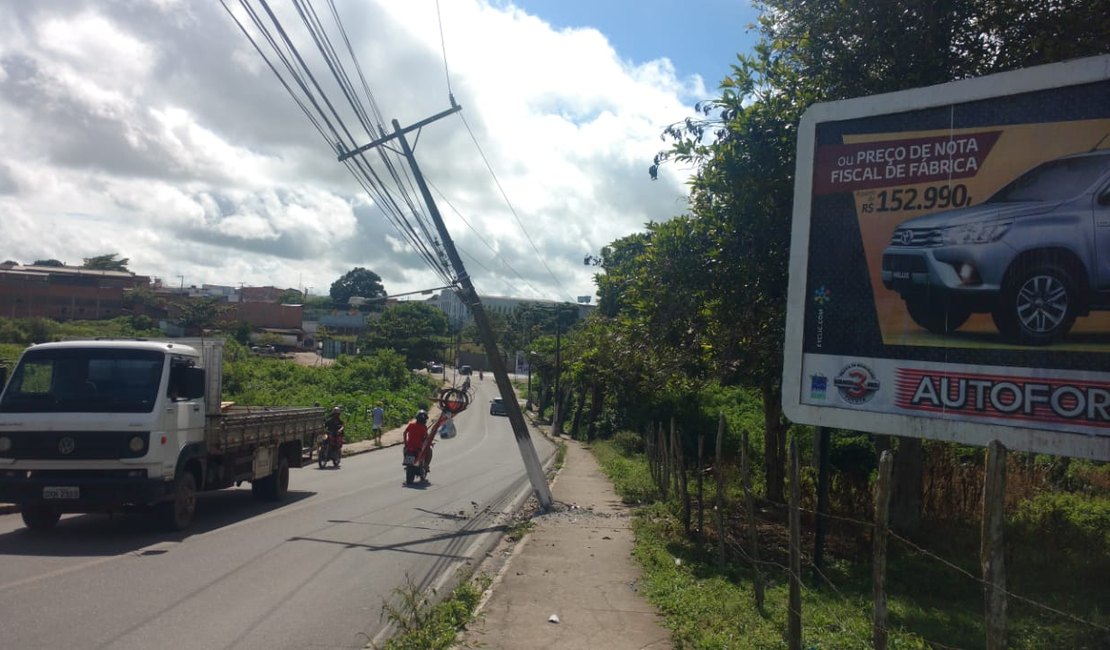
[833,363,881,405]
[58,437,76,455]
[897,229,913,246]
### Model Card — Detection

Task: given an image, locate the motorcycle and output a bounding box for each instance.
[317,430,343,469]
[402,438,428,485]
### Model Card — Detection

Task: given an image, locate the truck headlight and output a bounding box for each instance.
[939,221,1011,245]
[129,435,146,453]
[0,436,11,452]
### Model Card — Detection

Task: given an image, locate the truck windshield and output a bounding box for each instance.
[0,349,165,414]
[987,154,1110,203]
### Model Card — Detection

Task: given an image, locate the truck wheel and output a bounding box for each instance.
[904,294,970,335]
[254,457,290,501]
[992,263,1077,346]
[160,470,197,531]
[21,505,61,531]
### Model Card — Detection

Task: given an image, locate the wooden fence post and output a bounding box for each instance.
[814,426,831,578]
[672,418,691,536]
[715,413,726,567]
[788,436,802,650]
[982,440,1008,650]
[660,422,670,501]
[697,431,705,541]
[741,428,765,610]
[873,449,894,650]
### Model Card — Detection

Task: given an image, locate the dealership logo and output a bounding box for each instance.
[834,363,881,405]
[58,437,75,455]
[810,374,828,400]
[895,369,1110,428]
[813,286,832,305]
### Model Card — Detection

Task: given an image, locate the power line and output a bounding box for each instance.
[456,109,569,300]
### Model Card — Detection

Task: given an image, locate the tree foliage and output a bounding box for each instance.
[558,1,1109,502]
[81,253,130,272]
[362,302,449,368]
[330,267,386,309]
[32,259,65,267]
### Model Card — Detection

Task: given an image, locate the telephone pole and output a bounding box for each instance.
[340,103,553,509]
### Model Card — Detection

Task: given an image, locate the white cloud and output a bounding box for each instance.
[0,0,697,301]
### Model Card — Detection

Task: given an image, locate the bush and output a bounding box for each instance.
[610,430,644,457]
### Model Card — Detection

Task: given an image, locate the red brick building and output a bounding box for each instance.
[0,264,150,321]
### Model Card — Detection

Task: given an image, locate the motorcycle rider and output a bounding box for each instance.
[403,410,432,472]
[324,406,345,465]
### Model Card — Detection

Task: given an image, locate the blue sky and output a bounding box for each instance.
[509,0,763,93]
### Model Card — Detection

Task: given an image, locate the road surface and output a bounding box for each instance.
[0,379,551,649]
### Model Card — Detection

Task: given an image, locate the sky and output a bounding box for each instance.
[0,0,762,304]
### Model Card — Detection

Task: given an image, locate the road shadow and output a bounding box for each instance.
[0,489,316,557]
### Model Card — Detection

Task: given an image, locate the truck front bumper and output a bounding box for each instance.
[0,469,169,510]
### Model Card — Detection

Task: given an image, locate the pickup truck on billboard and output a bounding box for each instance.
[881,147,1110,346]
[782,55,1110,461]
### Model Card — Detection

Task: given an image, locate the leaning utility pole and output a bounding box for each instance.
[339,102,553,509]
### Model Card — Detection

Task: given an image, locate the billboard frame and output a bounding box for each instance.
[783,55,1110,461]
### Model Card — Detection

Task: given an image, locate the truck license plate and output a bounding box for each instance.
[43,486,79,499]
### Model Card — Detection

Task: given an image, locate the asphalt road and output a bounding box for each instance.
[0,379,552,650]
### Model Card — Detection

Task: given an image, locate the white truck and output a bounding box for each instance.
[0,339,324,531]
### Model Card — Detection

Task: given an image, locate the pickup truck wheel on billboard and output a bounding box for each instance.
[783,55,1110,461]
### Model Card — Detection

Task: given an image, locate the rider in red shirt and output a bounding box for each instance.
[403,410,432,471]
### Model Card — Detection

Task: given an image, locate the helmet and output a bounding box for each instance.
[415,410,428,424]
[332,406,341,413]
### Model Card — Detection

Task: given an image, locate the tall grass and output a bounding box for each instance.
[591,437,1110,649]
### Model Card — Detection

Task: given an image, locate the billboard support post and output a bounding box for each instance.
[982,440,1008,650]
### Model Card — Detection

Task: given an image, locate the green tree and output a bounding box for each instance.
[756,0,1110,102]
[279,288,304,304]
[175,297,229,334]
[646,0,1110,505]
[330,267,386,309]
[81,253,130,272]
[32,259,65,267]
[362,302,449,368]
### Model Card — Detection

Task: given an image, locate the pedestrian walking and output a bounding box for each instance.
[371,404,384,446]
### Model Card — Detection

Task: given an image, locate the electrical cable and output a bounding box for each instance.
[457,110,570,300]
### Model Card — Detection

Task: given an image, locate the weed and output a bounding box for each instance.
[505,519,536,541]
[377,573,491,650]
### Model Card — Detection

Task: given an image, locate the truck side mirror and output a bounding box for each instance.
[184,367,206,400]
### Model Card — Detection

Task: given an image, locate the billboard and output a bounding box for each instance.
[783,55,1110,461]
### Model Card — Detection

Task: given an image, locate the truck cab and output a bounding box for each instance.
[0,339,321,531]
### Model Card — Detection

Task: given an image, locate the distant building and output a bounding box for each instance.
[239,285,288,303]
[0,263,150,321]
[427,290,595,330]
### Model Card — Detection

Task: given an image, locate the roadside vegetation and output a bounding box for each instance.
[0,317,439,442]
[592,434,1110,649]
[376,573,491,650]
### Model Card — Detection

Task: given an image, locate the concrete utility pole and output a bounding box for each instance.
[340,104,554,509]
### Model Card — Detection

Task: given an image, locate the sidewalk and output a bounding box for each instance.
[456,436,673,650]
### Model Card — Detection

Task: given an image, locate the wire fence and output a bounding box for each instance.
[637,418,1109,648]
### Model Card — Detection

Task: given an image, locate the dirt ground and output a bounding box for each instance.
[290,351,333,367]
